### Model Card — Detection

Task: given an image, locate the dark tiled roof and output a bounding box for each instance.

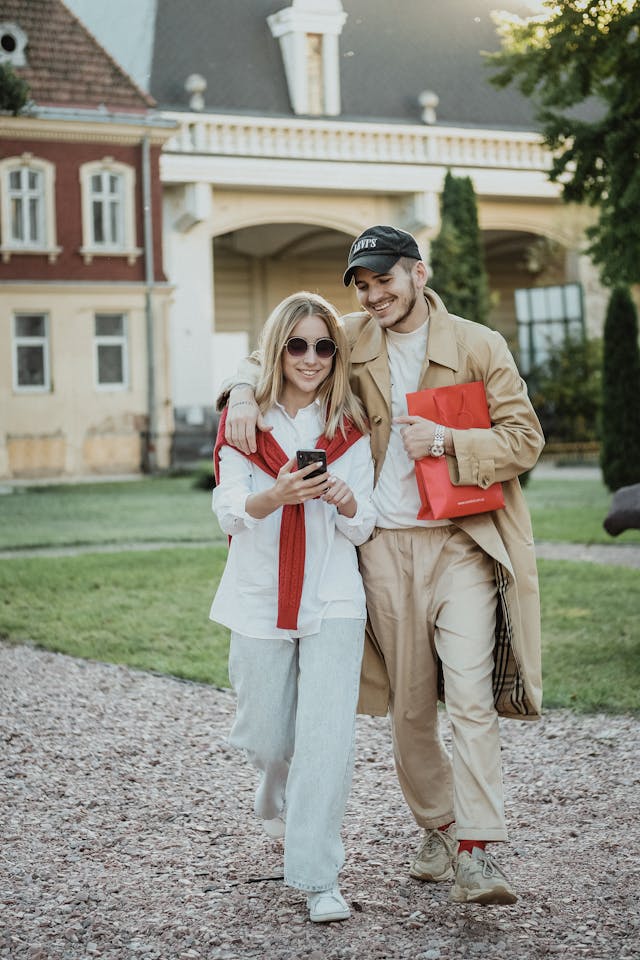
[1,0,154,111]
[149,0,539,129]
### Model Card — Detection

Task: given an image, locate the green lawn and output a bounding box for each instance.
[0,546,637,714]
[0,475,223,550]
[1,472,637,550]
[539,560,639,712]
[525,474,640,544]
[1,470,638,714]
[0,546,231,687]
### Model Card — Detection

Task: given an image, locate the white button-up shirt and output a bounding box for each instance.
[209,401,376,640]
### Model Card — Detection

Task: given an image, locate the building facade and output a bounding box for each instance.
[144,0,607,450]
[4,0,611,476]
[0,0,174,478]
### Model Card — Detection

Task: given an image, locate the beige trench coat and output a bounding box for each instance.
[219,288,545,721]
[343,290,544,721]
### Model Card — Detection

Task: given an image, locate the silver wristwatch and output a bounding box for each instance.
[429,423,446,458]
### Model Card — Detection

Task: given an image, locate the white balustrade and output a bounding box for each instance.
[161,112,552,172]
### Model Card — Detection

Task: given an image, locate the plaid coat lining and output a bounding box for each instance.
[435,561,532,719]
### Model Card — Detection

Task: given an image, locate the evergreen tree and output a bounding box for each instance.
[0,63,30,115]
[600,286,640,491]
[430,171,490,324]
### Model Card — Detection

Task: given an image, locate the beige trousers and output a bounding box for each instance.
[357,525,507,842]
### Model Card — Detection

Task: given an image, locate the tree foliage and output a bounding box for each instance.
[599,286,640,491]
[430,171,490,324]
[487,0,640,286]
[0,63,30,115]
[527,334,602,445]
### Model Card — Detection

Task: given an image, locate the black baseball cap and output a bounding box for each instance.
[343,225,421,286]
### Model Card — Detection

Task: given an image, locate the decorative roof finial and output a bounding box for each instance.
[418,90,439,125]
[185,74,207,112]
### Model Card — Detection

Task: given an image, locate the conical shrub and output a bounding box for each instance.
[600,286,640,491]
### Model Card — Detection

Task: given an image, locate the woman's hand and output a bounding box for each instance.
[272,459,331,507]
[245,459,330,519]
[322,475,357,518]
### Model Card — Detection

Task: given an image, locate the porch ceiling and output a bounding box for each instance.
[483,229,541,264]
[213,223,351,259]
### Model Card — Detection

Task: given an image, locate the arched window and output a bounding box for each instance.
[90,170,124,247]
[79,159,142,264]
[0,155,60,262]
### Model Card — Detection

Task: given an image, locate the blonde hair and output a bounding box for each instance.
[255,291,367,440]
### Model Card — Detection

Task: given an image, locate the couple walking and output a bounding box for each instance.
[209,225,544,923]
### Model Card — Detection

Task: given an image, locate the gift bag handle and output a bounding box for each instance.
[433,393,475,429]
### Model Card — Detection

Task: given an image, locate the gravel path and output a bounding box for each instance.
[2,643,638,960]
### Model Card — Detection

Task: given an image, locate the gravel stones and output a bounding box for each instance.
[1,642,638,960]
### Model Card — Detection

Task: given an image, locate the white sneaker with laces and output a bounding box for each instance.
[409,823,457,882]
[307,886,350,923]
[450,847,517,905]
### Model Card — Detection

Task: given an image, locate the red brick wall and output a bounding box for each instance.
[0,138,166,283]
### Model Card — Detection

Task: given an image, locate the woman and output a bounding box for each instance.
[210,292,375,923]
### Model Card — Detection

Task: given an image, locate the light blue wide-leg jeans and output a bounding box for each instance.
[228,617,365,892]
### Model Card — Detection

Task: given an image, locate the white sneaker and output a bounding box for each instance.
[450,848,517,905]
[307,886,350,923]
[410,823,457,882]
[262,816,286,839]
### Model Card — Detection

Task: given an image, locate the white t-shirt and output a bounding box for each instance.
[210,400,376,639]
[372,322,450,528]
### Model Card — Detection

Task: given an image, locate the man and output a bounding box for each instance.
[219,225,544,905]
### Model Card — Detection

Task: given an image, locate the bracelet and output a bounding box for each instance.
[229,400,255,408]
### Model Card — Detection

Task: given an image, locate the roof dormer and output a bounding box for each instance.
[267,0,347,117]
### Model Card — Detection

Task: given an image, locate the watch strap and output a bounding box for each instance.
[429,423,446,458]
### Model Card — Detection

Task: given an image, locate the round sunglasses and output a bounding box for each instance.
[284,336,337,359]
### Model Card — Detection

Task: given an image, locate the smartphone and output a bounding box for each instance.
[296,449,327,480]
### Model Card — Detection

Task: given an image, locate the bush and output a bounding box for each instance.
[192,461,216,491]
[527,334,602,445]
[0,63,30,114]
[600,286,640,491]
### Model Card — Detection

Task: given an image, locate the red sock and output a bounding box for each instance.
[438,821,455,832]
[458,840,486,855]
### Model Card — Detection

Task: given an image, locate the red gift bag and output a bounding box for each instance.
[406,381,505,520]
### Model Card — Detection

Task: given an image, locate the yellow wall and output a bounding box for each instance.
[0,285,174,479]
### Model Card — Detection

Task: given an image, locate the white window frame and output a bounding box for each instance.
[0,155,60,263]
[12,312,51,393]
[515,282,585,374]
[94,313,129,391]
[79,159,142,265]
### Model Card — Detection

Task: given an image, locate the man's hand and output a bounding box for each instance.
[225,386,272,454]
[394,414,447,461]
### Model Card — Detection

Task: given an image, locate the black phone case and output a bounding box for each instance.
[296,449,327,479]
